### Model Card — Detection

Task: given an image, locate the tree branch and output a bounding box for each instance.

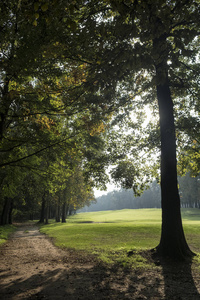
[0,134,77,168]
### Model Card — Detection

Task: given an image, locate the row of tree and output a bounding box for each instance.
[82,182,161,212]
[81,173,200,212]
[0,0,111,225]
[179,173,200,208]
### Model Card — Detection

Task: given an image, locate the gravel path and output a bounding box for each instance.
[1,223,200,299]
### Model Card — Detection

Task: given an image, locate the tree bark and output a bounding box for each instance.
[39,192,46,223]
[45,195,49,225]
[62,202,66,223]
[1,197,11,225]
[0,77,10,141]
[66,203,69,217]
[155,65,193,259]
[8,198,13,224]
[55,196,61,222]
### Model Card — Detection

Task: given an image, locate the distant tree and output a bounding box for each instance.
[179,173,200,208]
[81,181,161,212]
[60,165,95,223]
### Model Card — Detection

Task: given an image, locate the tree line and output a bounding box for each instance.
[0,1,110,225]
[81,173,200,212]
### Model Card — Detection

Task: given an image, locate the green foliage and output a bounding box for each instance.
[76,0,200,183]
[0,225,16,245]
[0,0,110,223]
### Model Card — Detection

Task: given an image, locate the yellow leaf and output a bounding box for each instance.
[34,2,40,11]
[33,19,37,26]
[35,13,39,19]
[41,3,48,11]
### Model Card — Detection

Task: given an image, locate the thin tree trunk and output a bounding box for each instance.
[66,203,69,217]
[8,198,13,224]
[62,202,66,223]
[45,195,49,225]
[55,196,61,222]
[39,192,46,223]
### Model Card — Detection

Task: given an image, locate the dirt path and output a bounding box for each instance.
[1,224,200,300]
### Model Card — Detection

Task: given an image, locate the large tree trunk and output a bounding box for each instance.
[155,67,193,259]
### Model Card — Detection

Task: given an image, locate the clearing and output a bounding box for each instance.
[1,223,200,299]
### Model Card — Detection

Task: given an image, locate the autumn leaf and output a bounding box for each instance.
[41,3,48,12]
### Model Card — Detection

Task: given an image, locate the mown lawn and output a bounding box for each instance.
[40,208,200,267]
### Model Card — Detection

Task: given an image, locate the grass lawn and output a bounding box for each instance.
[40,208,200,267]
[0,225,16,246]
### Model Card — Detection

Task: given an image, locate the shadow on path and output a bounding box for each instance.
[1,257,200,300]
[163,261,200,299]
[154,255,200,300]
[1,224,200,299]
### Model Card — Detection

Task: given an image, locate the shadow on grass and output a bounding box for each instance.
[76,221,114,224]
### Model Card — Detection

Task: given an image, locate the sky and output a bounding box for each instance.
[93,105,154,198]
[94,181,119,198]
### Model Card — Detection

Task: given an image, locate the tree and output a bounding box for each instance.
[0,0,111,225]
[0,164,27,225]
[73,0,200,259]
[0,0,89,169]
[57,164,95,223]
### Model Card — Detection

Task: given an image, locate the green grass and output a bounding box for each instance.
[181,209,200,252]
[0,224,16,246]
[40,208,200,268]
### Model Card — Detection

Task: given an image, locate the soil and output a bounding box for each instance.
[1,223,200,300]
